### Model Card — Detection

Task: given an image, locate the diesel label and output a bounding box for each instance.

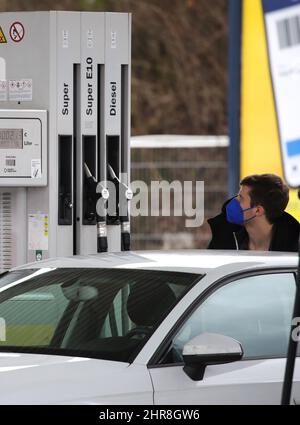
[110,82,117,116]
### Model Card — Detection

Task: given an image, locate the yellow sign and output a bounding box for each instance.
[241,0,300,221]
[0,26,7,43]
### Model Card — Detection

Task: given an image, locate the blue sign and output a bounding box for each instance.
[263,0,300,13]
[287,139,300,157]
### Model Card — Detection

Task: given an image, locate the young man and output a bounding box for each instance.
[208,174,300,252]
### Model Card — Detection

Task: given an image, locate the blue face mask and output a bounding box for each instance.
[226,198,257,226]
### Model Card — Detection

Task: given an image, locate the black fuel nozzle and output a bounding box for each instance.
[83,162,97,223]
[83,162,109,253]
[107,164,133,202]
[107,164,132,251]
[121,217,131,251]
[84,162,97,186]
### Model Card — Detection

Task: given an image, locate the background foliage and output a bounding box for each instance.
[0,0,228,135]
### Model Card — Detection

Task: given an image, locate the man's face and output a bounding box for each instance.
[236,185,257,222]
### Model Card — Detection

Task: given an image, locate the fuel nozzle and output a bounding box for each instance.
[83,162,109,253]
[107,164,133,201]
[107,164,132,251]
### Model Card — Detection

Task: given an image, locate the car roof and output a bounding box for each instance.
[12,250,298,276]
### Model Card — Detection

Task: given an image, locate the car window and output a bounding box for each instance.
[168,273,299,363]
[0,285,68,346]
[0,268,200,363]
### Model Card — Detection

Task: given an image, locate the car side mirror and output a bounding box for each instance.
[183,333,243,381]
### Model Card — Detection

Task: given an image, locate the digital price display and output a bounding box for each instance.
[0,129,23,149]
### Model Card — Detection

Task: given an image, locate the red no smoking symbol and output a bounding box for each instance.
[9,22,25,43]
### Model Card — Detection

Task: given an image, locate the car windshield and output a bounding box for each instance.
[0,268,201,363]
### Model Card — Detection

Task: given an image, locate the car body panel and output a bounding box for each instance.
[0,353,153,404]
[149,358,300,405]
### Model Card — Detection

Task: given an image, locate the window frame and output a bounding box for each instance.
[148,267,298,368]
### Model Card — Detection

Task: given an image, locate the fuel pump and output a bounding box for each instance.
[0,11,132,271]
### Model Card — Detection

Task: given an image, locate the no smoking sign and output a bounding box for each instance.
[9,22,25,43]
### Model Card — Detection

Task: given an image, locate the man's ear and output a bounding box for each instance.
[256,205,265,217]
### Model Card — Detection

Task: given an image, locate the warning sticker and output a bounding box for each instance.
[31,159,41,179]
[0,80,7,101]
[9,79,32,101]
[28,214,49,251]
[9,22,25,43]
[0,26,7,43]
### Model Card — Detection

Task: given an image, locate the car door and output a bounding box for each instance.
[149,271,300,404]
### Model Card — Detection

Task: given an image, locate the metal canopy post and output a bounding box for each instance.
[228,0,242,197]
[281,188,300,404]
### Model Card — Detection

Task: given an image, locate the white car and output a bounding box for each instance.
[0,250,299,405]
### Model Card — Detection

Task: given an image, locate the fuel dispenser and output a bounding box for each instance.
[0,11,132,272]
